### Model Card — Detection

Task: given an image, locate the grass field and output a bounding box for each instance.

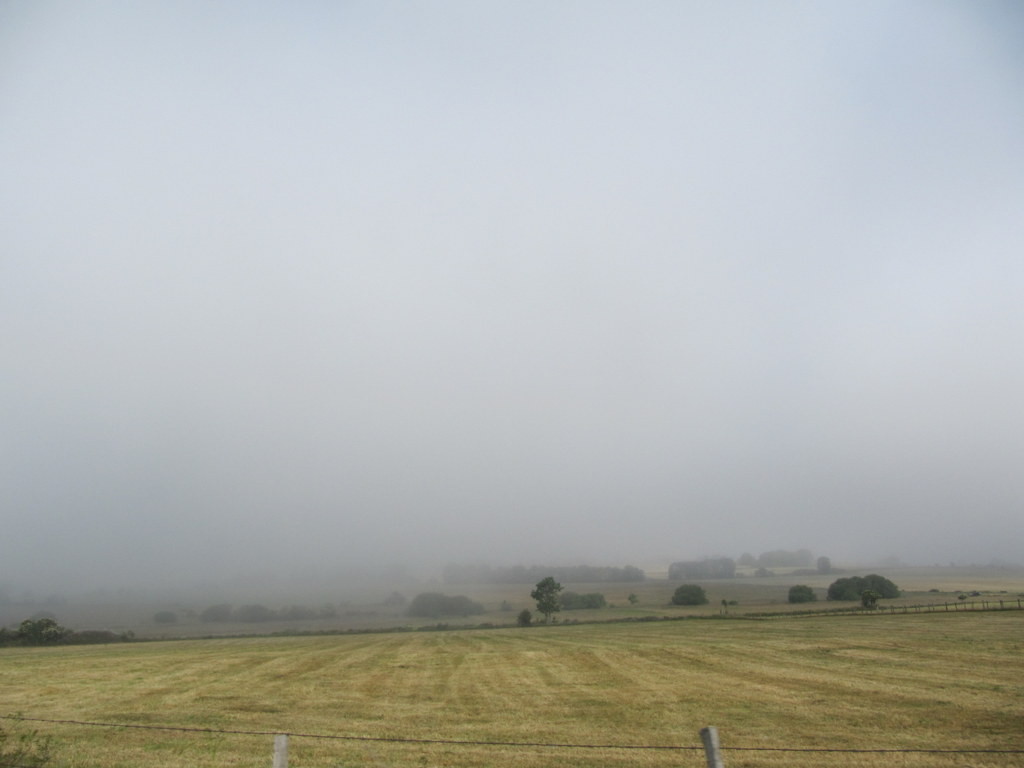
[2,609,1022,768]
[6,565,1020,639]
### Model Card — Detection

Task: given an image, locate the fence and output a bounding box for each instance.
[744,597,1024,619]
[3,715,1023,767]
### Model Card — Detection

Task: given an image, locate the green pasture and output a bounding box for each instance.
[2,610,1022,768]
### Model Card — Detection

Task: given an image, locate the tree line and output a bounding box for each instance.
[0,617,132,646]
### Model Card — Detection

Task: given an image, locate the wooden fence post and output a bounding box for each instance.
[700,726,725,768]
[273,734,288,768]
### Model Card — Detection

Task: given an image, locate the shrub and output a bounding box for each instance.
[406,593,485,618]
[788,585,817,603]
[671,584,709,606]
[517,609,532,627]
[66,630,126,645]
[561,592,607,610]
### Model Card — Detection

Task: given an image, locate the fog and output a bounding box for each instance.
[3,2,1022,597]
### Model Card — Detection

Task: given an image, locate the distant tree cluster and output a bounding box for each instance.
[788,585,817,603]
[406,593,485,619]
[826,575,900,601]
[443,564,645,584]
[198,603,338,623]
[561,591,607,610]
[671,585,709,606]
[668,558,736,580]
[0,617,130,647]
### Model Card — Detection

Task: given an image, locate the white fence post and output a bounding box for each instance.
[700,726,725,768]
[273,734,288,768]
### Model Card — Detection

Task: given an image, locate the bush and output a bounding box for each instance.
[671,584,708,606]
[406,593,485,618]
[517,609,532,626]
[788,585,817,603]
[827,574,900,601]
[561,592,607,610]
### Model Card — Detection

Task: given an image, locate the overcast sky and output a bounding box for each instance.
[3,1,1023,594]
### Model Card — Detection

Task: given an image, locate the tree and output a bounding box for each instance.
[17,618,70,645]
[153,611,177,624]
[671,584,708,606]
[816,556,832,574]
[530,577,563,623]
[861,590,881,609]
[788,585,817,603]
[827,574,900,601]
[517,609,532,627]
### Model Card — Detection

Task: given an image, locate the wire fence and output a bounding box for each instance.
[3,714,1023,766]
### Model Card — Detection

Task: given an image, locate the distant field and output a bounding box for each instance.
[5,565,1020,638]
[2,609,1022,768]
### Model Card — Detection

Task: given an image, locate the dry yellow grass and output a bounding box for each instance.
[2,611,1022,767]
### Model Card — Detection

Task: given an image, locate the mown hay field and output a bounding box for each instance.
[2,611,1022,768]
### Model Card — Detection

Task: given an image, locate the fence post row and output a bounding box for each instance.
[269,727,726,766]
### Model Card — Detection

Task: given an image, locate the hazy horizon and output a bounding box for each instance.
[3,2,1023,597]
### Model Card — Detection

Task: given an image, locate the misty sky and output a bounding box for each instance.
[3,2,1023,593]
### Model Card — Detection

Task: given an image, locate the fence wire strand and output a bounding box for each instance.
[3,715,1022,755]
